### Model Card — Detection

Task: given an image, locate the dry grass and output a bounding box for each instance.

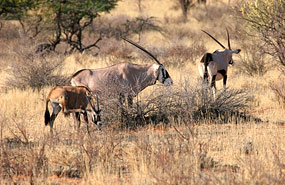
[0,0,285,184]
[1,112,284,184]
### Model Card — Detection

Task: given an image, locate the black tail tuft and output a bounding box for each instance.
[44,101,50,126]
[201,53,213,83]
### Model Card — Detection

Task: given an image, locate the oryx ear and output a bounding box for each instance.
[85,90,92,97]
[234,49,241,54]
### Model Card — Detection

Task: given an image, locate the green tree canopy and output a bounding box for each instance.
[1,0,119,53]
[0,0,36,17]
[240,0,285,66]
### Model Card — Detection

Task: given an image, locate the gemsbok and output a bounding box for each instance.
[44,86,102,133]
[71,37,173,106]
[198,29,241,96]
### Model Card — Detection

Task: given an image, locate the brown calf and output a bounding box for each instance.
[44,86,101,133]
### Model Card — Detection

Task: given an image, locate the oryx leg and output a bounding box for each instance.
[207,62,217,98]
[118,93,127,125]
[82,111,90,135]
[119,93,125,107]
[50,102,61,133]
[218,69,227,89]
[223,75,227,89]
[203,73,209,84]
[72,112,81,131]
[210,75,217,98]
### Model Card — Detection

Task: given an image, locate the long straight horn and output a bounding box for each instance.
[96,95,100,111]
[86,93,96,112]
[121,37,162,65]
[201,30,226,49]
[226,29,231,50]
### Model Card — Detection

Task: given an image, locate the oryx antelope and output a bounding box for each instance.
[44,86,102,133]
[198,29,241,94]
[70,37,173,106]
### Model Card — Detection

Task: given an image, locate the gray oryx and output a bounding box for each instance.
[198,29,241,94]
[70,37,173,106]
[44,86,102,133]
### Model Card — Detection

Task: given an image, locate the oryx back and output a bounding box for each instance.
[71,37,173,106]
[71,62,161,97]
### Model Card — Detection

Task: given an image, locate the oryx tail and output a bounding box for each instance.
[200,53,213,82]
[44,99,51,126]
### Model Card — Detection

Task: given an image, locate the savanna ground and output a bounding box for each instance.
[0,0,285,184]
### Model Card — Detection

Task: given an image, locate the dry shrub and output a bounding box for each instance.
[93,15,161,40]
[1,112,284,184]
[162,41,206,67]
[192,4,233,26]
[237,40,269,76]
[270,76,285,108]
[0,21,21,41]
[125,128,202,184]
[99,38,134,60]
[167,82,254,123]
[45,128,126,182]
[98,79,254,129]
[5,53,67,91]
[181,83,251,121]
[0,120,49,184]
[1,118,284,184]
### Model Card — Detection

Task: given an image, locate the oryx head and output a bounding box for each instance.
[202,29,241,65]
[157,64,173,85]
[85,92,102,127]
[121,37,173,86]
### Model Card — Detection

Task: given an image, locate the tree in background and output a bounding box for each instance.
[0,0,41,37]
[0,0,35,17]
[177,0,196,22]
[240,0,285,67]
[0,0,118,53]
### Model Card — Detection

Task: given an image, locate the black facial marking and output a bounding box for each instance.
[96,110,101,121]
[157,65,171,84]
[93,111,101,124]
[160,65,166,83]
[161,68,166,78]
[164,69,170,78]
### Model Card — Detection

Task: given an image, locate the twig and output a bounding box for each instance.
[172,125,189,140]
